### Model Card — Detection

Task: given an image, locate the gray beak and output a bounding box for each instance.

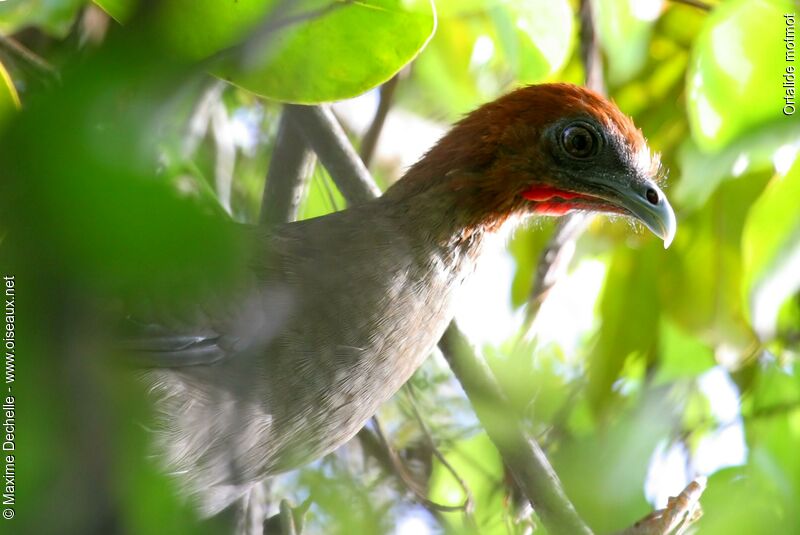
[602,180,677,248]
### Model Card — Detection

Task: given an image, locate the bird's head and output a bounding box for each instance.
[390,83,676,247]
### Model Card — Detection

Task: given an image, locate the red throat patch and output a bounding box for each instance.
[522,185,590,215]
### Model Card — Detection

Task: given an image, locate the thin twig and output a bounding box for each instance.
[0,35,59,84]
[405,383,475,516]
[520,214,591,341]
[371,416,472,514]
[260,109,316,226]
[360,74,400,168]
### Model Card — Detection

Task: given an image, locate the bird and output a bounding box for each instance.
[127,83,676,517]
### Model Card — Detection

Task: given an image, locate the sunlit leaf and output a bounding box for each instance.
[686,0,795,151]
[742,157,800,339]
[95,0,435,103]
[701,363,800,532]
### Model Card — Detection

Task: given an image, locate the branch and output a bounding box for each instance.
[438,327,593,535]
[284,104,381,204]
[521,214,591,338]
[579,0,605,95]
[613,478,706,535]
[260,109,316,227]
[290,105,593,535]
[359,74,400,168]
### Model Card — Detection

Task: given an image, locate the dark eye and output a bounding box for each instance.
[561,124,598,159]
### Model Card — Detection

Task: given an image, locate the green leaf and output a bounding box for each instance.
[102,0,435,103]
[686,0,795,151]
[216,0,436,103]
[508,221,555,308]
[433,0,495,17]
[148,0,279,60]
[742,157,800,339]
[0,0,86,37]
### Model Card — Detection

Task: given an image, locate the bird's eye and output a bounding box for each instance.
[560,124,598,159]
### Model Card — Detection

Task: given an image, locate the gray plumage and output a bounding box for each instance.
[139,189,487,515]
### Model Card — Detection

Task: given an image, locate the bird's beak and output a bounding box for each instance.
[600,179,677,248]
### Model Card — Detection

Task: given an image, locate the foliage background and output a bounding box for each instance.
[1,0,799,533]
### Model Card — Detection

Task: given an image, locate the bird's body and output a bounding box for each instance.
[133,84,676,514]
[144,192,489,513]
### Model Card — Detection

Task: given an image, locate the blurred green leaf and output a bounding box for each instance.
[686,0,794,151]
[0,0,86,37]
[499,0,574,83]
[587,245,661,412]
[509,221,556,308]
[554,391,674,534]
[654,318,715,384]
[407,0,572,119]
[433,0,495,17]
[661,172,766,355]
[701,363,800,533]
[675,118,800,211]
[596,0,660,84]
[0,41,248,304]
[698,463,794,534]
[742,157,800,339]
